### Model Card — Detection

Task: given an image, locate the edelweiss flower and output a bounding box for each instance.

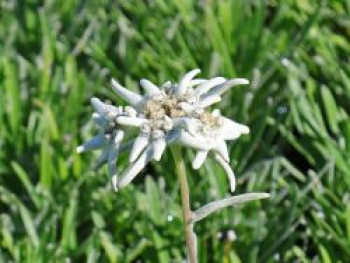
[77,69,250,193]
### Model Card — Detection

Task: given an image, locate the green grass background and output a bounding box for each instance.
[1,0,350,262]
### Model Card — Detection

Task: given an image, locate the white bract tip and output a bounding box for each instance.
[76,146,84,154]
[177,68,201,95]
[140,79,160,96]
[76,134,107,153]
[118,146,155,189]
[205,78,250,98]
[153,138,166,161]
[91,97,117,116]
[111,173,119,191]
[231,78,249,85]
[214,154,236,192]
[111,79,143,108]
[220,118,250,140]
[192,151,208,169]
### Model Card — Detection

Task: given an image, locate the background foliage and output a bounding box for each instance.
[1,0,350,262]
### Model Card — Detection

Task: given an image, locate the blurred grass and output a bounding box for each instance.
[0,0,350,262]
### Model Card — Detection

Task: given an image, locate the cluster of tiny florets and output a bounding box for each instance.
[140,84,205,138]
[143,95,185,119]
[197,112,223,136]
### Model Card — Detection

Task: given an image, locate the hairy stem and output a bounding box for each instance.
[171,145,197,263]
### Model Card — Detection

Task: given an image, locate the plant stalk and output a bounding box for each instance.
[171,145,197,263]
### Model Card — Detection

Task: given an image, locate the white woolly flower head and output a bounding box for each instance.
[77,69,250,192]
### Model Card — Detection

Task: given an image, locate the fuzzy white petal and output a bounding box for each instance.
[117,145,155,190]
[153,138,166,161]
[189,78,207,86]
[200,95,221,108]
[192,151,208,169]
[177,69,201,95]
[205,78,249,97]
[91,98,118,117]
[214,139,229,162]
[177,131,211,151]
[130,134,150,162]
[111,79,143,107]
[214,154,236,192]
[116,116,146,127]
[90,98,106,114]
[77,134,107,153]
[114,130,124,144]
[111,173,119,191]
[220,117,250,140]
[195,77,226,97]
[108,146,119,178]
[140,79,160,96]
[92,112,100,119]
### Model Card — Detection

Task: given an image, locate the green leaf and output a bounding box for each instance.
[60,188,78,250]
[346,203,350,242]
[11,162,40,208]
[321,85,339,134]
[319,245,332,263]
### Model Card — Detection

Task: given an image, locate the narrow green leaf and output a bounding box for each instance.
[11,162,40,208]
[40,139,52,189]
[60,188,78,250]
[19,205,39,248]
[346,203,350,242]
[3,58,21,136]
[321,85,339,134]
[319,245,332,263]
[99,231,120,263]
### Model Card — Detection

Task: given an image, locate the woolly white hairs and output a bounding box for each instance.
[77,69,250,192]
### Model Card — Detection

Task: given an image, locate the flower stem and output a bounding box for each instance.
[171,145,197,263]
